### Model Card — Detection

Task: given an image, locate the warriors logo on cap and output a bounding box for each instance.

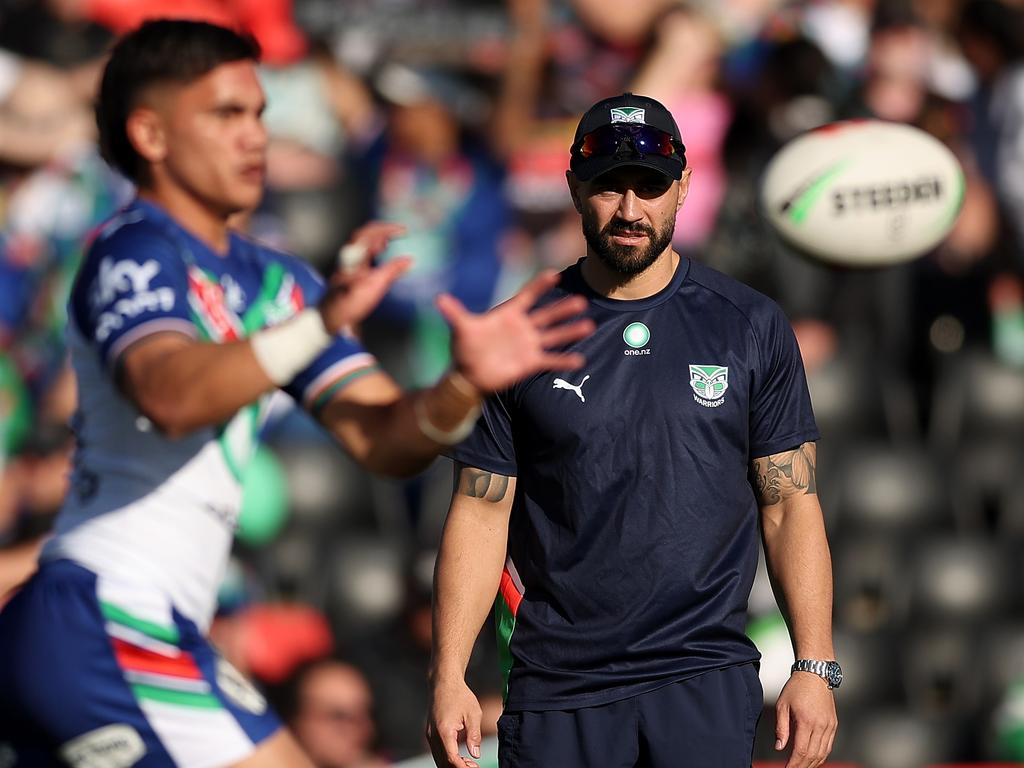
[610,107,646,124]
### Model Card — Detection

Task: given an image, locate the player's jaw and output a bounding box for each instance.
[583,214,675,276]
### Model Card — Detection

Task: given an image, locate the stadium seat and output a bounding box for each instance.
[834,533,912,633]
[930,351,1024,452]
[845,709,958,768]
[325,535,408,639]
[835,443,948,533]
[910,536,1012,622]
[806,352,889,444]
[903,625,985,718]
[949,439,1024,539]
[981,622,1024,701]
[274,440,376,531]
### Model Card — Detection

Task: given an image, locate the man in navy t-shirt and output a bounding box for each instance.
[428,94,840,768]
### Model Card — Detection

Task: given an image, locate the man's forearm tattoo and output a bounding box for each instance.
[456,464,510,502]
[750,442,817,506]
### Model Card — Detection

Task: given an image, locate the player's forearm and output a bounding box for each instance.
[320,370,482,478]
[122,337,275,437]
[760,495,835,659]
[430,474,515,683]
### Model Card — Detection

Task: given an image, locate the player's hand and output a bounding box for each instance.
[319,222,410,334]
[426,677,484,768]
[339,221,408,270]
[775,672,838,768]
[437,270,594,394]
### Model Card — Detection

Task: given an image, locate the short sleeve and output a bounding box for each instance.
[70,220,196,369]
[447,391,518,477]
[748,303,819,458]
[271,253,381,412]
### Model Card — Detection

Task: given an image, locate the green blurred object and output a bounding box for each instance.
[0,353,32,459]
[236,446,288,546]
[995,681,1024,759]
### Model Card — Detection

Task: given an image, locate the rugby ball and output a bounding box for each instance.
[760,120,965,267]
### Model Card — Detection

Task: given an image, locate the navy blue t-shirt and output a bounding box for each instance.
[450,257,819,711]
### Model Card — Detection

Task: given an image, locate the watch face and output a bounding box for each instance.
[826,661,843,688]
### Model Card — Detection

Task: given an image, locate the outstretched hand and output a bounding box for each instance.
[438,270,594,394]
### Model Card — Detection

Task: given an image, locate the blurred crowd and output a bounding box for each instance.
[1,0,1024,765]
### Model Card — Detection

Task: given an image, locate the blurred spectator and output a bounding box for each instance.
[0,48,95,167]
[257,40,377,263]
[957,0,1024,261]
[632,5,731,252]
[357,64,507,388]
[274,658,389,768]
[0,421,73,599]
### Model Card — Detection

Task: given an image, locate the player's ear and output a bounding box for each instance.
[676,168,692,212]
[126,107,168,166]
[566,171,583,214]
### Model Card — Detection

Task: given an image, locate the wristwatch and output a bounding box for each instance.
[791,659,843,689]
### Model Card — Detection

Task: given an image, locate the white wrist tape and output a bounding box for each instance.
[250,308,332,385]
[414,396,481,445]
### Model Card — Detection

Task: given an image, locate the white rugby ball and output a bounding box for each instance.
[760,120,965,267]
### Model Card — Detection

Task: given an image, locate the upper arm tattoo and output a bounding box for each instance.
[750,442,817,506]
[454,461,511,503]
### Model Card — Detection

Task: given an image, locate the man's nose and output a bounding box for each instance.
[617,189,642,221]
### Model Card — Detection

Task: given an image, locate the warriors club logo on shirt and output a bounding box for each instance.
[689,365,728,408]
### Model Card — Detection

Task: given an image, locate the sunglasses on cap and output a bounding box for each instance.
[573,124,686,165]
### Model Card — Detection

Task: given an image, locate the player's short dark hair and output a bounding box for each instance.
[96,19,261,184]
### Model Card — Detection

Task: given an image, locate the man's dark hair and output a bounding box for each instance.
[96,19,261,184]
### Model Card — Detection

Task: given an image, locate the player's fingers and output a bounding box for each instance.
[436,293,470,326]
[352,221,406,250]
[775,700,790,751]
[466,717,483,760]
[440,726,465,768]
[824,722,837,763]
[338,243,369,273]
[539,319,595,349]
[784,720,813,768]
[372,255,413,285]
[529,294,589,328]
[509,270,560,309]
[804,720,828,768]
[538,351,586,372]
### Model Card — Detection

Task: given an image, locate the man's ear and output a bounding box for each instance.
[566,170,583,214]
[677,168,693,213]
[126,107,168,166]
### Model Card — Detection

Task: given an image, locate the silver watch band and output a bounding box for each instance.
[792,659,829,678]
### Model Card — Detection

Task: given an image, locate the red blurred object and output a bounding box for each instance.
[83,0,307,65]
[241,602,334,684]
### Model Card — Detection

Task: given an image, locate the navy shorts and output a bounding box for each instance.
[0,560,281,767]
[497,663,763,768]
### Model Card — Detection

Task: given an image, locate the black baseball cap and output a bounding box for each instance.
[569,93,686,182]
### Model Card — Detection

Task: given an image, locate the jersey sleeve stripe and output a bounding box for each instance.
[309,365,381,414]
[106,318,199,368]
[101,600,181,645]
[112,638,201,679]
[301,353,378,409]
[130,683,222,710]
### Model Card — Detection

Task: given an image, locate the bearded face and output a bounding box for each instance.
[581,209,676,276]
[577,166,680,276]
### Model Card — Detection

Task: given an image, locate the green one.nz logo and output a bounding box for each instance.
[610,107,645,124]
[690,364,728,407]
[623,322,651,356]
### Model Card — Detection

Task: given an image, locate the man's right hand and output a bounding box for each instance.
[427,677,485,768]
[318,221,410,335]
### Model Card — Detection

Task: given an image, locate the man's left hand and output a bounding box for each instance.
[775,672,838,768]
[438,270,594,394]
